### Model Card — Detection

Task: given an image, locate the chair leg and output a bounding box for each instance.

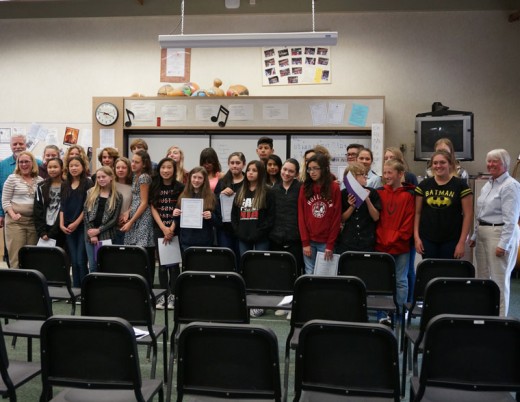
[150,339,158,379]
[11,335,17,349]
[283,346,291,402]
[162,332,168,384]
[401,336,408,397]
[166,347,175,402]
[70,297,77,315]
[412,345,419,376]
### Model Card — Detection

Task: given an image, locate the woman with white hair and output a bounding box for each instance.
[470,149,520,316]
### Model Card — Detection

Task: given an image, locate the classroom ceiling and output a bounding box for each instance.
[1,0,519,20]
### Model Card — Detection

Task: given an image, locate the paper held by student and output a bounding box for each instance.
[220,193,235,223]
[314,251,340,276]
[158,236,182,265]
[343,171,368,209]
[180,198,204,229]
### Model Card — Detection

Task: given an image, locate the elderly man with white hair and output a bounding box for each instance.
[470,149,520,316]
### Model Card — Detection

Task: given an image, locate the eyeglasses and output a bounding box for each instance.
[307,167,321,173]
[346,152,358,157]
[18,160,32,164]
[355,173,368,178]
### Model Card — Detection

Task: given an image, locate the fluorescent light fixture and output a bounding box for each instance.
[158,31,338,48]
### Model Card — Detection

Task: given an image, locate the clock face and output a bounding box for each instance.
[95,102,119,126]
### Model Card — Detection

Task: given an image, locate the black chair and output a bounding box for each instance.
[40,315,164,402]
[283,275,368,402]
[240,250,297,311]
[402,258,475,348]
[401,277,500,397]
[0,324,41,402]
[81,273,167,382]
[338,251,398,327]
[294,319,400,402]
[176,322,281,402]
[167,271,250,402]
[0,269,52,361]
[182,246,236,272]
[97,244,168,331]
[410,314,520,402]
[18,245,80,315]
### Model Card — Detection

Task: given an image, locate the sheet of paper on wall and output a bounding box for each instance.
[343,171,369,209]
[132,102,156,122]
[158,236,182,265]
[99,129,115,148]
[229,104,254,121]
[371,123,384,176]
[37,238,57,247]
[180,198,204,229]
[328,102,346,125]
[314,251,340,276]
[166,48,185,77]
[195,104,219,121]
[161,105,187,122]
[309,102,328,126]
[79,128,92,149]
[263,104,289,120]
[220,193,235,223]
[348,103,369,127]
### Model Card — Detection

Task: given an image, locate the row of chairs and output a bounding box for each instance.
[3,313,520,402]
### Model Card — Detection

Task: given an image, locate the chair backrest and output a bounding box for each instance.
[413,258,475,303]
[18,246,71,287]
[239,250,297,294]
[97,245,153,287]
[177,322,281,401]
[416,314,520,398]
[337,251,396,296]
[40,315,144,395]
[0,324,11,386]
[295,320,399,402]
[0,269,52,320]
[418,278,500,334]
[182,246,236,272]
[81,273,153,327]
[174,271,249,326]
[291,275,368,328]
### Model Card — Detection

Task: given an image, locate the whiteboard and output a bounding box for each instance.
[211,135,287,171]
[127,133,210,171]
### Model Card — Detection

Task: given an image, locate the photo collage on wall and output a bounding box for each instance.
[262,46,331,86]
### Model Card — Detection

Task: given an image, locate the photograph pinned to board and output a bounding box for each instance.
[262,46,331,86]
[63,127,79,145]
[0,128,11,143]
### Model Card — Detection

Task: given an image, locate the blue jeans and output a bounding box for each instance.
[85,240,97,273]
[303,241,326,275]
[421,238,458,259]
[407,247,416,303]
[66,227,88,288]
[238,239,270,258]
[393,252,410,314]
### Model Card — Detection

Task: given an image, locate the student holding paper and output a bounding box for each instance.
[173,166,217,252]
[150,157,184,310]
[298,153,342,275]
[34,157,65,249]
[375,159,415,319]
[214,152,246,261]
[335,162,381,255]
[83,166,122,272]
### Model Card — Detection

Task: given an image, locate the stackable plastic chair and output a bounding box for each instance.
[239,250,297,312]
[40,315,164,402]
[410,314,520,401]
[182,246,237,272]
[401,277,500,397]
[176,322,281,401]
[19,245,80,314]
[294,319,400,401]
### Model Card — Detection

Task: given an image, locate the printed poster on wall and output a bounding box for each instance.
[262,46,331,86]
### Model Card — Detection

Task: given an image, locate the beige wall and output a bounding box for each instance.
[0,10,518,175]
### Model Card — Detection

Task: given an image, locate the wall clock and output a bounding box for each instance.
[95,102,119,126]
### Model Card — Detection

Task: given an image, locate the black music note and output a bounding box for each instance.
[125,109,135,127]
[211,105,229,127]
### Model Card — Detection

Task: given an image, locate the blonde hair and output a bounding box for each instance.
[384,159,405,173]
[85,166,119,212]
[343,161,366,177]
[14,151,39,177]
[166,146,186,182]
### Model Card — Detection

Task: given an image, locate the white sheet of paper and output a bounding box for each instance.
[314,251,340,276]
[37,238,56,247]
[277,295,293,307]
[158,236,182,265]
[219,193,235,223]
[180,198,204,229]
[133,327,149,339]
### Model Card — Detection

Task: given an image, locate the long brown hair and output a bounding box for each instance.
[178,167,215,211]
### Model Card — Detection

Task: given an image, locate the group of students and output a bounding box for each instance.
[1,134,518,318]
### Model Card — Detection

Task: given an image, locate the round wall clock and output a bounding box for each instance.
[95,102,119,126]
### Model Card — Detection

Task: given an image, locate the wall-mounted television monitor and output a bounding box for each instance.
[414,114,474,161]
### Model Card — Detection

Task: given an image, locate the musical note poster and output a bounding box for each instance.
[262,46,331,86]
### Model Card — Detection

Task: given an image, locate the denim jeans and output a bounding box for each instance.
[393,252,410,314]
[66,226,88,288]
[85,240,97,273]
[303,241,326,275]
[238,238,270,258]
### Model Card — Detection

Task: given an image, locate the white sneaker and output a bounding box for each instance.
[167,294,175,310]
[286,311,292,320]
[250,308,265,318]
[275,309,288,316]
[155,295,166,310]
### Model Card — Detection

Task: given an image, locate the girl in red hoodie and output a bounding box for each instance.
[376,159,415,313]
[298,153,341,274]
